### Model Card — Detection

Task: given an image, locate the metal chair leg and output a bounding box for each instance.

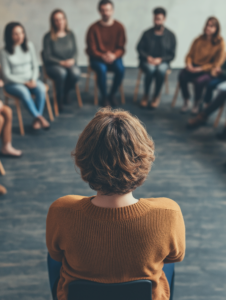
[133,69,142,102]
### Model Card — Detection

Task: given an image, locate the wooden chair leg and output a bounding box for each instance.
[52,82,59,117]
[45,91,54,121]
[133,69,142,102]
[94,74,99,105]
[120,84,125,104]
[0,161,5,176]
[15,99,25,136]
[214,104,225,128]
[75,83,83,107]
[85,66,91,92]
[165,73,169,95]
[171,82,180,107]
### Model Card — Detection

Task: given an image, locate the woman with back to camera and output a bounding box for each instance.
[179,17,225,114]
[46,108,186,300]
[43,9,80,112]
[0,22,50,130]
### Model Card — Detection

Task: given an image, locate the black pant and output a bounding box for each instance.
[45,64,80,108]
[204,90,226,117]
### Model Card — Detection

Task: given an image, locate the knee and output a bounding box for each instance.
[2,105,12,121]
[54,68,68,82]
[157,64,168,75]
[36,81,46,95]
[71,67,81,80]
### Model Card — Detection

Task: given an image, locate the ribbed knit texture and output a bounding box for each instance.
[46,196,185,300]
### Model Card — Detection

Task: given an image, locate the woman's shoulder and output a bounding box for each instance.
[27,40,35,50]
[49,195,90,210]
[144,197,182,213]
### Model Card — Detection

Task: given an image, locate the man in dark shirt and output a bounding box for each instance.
[137,7,176,109]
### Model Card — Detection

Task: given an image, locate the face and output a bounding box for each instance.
[53,12,67,31]
[205,20,217,36]
[99,3,114,22]
[153,13,165,28]
[11,26,25,45]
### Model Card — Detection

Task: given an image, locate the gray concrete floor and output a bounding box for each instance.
[0,69,226,300]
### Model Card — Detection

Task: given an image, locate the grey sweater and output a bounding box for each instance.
[137,27,176,64]
[0,41,39,84]
[43,31,78,65]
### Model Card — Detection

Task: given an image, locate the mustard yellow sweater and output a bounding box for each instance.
[186,35,225,71]
[46,196,186,300]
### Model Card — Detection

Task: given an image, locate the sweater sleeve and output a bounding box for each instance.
[46,204,64,262]
[43,33,61,64]
[162,33,176,63]
[0,49,25,84]
[29,42,39,81]
[114,24,126,58]
[86,26,103,58]
[137,32,149,60]
[71,32,78,62]
[163,209,186,264]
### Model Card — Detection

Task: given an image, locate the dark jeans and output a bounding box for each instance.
[45,64,80,108]
[47,253,175,300]
[204,90,226,117]
[179,68,212,103]
[203,77,226,104]
[140,62,169,97]
[90,57,125,100]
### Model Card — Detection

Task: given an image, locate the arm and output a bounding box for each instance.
[71,32,78,63]
[114,25,126,58]
[46,204,64,262]
[161,33,176,63]
[137,32,149,60]
[0,50,25,84]
[43,34,61,64]
[86,26,104,58]
[29,42,39,81]
[163,209,186,264]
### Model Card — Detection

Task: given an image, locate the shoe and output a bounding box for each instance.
[101,98,111,107]
[186,114,207,129]
[0,185,7,195]
[140,96,148,108]
[108,95,118,107]
[191,103,200,115]
[149,96,161,109]
[180,101,190,114]
[216,128,226,140]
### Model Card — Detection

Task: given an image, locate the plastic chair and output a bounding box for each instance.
[133,68,171,103]
[47,253,175,300]
[3,84,54,136]
[41,52,83,115]
[84,64,125,105]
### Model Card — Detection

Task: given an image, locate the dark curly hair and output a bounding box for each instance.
[4,22,28,55]
[73,108,155,195]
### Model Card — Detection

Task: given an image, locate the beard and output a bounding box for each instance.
[154,24,163,31]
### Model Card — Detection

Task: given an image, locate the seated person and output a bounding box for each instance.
[0,22,50,130]
[187,81,226,139]
[179,17,225,114]
[46,108,186,300]
[203,54,226,107]
[86,0,126,107]
[43,9,80,112]
[137,7,176,109]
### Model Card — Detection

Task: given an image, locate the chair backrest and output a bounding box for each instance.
[68,279,152,300]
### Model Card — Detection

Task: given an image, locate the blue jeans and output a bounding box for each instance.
[47,253,175,300]
[90,58,125,100]
[4,80,46,118]
[140,62,169,97]
[203,77,225,104]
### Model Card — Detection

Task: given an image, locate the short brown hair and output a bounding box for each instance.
[50,9,69,40]
[73,108,155,195]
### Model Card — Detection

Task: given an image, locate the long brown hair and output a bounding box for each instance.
[203,17,222,45]
[50,9,69,40]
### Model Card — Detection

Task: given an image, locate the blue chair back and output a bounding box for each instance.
[68,279,152,300]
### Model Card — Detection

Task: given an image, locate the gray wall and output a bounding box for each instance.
[0,0,226,67]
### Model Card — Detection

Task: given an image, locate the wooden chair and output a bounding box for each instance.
[214,102,225,128]
[41,55,83,113]
[84,65,125,105]
[133,68,171,103]
[0,160,6,175]
[3,84,54,136]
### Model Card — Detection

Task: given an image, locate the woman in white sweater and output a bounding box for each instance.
[0,22,50,130]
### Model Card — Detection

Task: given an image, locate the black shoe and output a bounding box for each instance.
[108,95,118,107]
[216,128,226,140]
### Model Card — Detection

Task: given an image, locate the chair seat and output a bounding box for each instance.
[68,279,152,300]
